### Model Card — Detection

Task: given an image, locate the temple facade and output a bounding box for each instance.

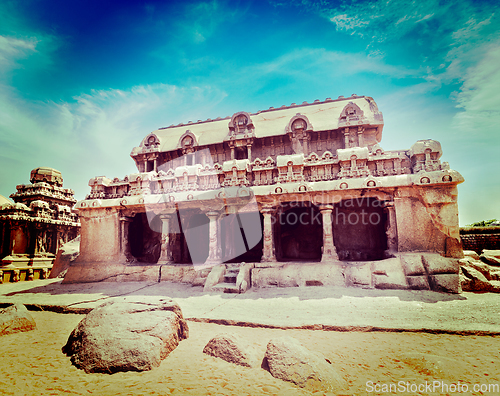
[0,167,80,282]
[65,95,464,293]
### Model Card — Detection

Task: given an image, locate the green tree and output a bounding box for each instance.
[466,219,498,227]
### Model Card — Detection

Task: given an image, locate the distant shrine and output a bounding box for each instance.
[65,95,464,293]
[0,167,80,282]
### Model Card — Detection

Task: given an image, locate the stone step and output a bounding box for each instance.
[224,273,237,283]
[211,282,240,294]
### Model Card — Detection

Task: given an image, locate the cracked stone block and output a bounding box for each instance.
[422,253,459,275]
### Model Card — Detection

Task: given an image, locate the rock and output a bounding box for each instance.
[372,258,408,289]
[203,264,226,292]
[399,253,426,276]
[0,304,36,336]
[459,258,491,280]
[429,274,461,293]
[406,275,430,290]
[480,253,500,266]
[203,333,257,367]
[421,253,459,275]
[482,249,500,259]
[264,336,345,393]
[50,236,80,278]
[463,250,480,260]
[62,299,188,373]
[236,262,254,293]
[460,267,491,292]
[445,236,464,258]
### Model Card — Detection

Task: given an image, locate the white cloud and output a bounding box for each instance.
[0,35,38,73]
[0,83,227,201]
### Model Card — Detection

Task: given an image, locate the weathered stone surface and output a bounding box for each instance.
[372,258,408,289]
[460,267,491,292]
[203,333,256,367]
[50,236,81,278]
[463,250,480,260]
[445,236,464,258]
[429,274,461,293]
[62,300,188,373]
[480,252,500,266]
[399,253,426,276]
[252,263,346,288]
[0,304,36,336]
[236,262,254,293]
[203,264,226,292]
[264,336,345,393]
[459,258,492,280]
[406,275,430,290]
[422,253,459,275]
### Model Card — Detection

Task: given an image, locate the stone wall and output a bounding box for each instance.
[460,227,500,254]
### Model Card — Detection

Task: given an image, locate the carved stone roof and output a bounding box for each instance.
[133,96,383,155]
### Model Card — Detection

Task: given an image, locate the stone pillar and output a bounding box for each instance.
[143,158,148,172]
[204,211,222,266]
[357,126,364,147]
[247,144,252,162]
[118,216,133,262]
[261,207,276,262]
[153,157,157,172]
[384,201,398,254]
[319,205,339,262]
[158,213,174,264]
[344,128,350,148]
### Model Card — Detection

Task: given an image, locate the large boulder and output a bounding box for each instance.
[264,336,345,393]
[62,299,188,373]
[203,333,257,367]
[0,304,36,336]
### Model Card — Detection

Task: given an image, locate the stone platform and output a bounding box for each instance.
[1,278,499,334]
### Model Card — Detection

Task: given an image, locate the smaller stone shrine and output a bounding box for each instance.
[0,167,80,282]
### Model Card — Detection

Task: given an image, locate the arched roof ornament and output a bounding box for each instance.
[177,130,199,155]
[339,102,365,125]
[143,133,160,149]
[228,112,254,135]
[285,113,313,135]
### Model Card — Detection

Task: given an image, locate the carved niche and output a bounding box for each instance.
[144,133,160,150]
[177,130,198,156]
[285,114,313,155]
[228,112,254,137]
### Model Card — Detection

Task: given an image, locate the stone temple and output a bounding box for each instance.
[0,167,80,282]
[64,95,464,293]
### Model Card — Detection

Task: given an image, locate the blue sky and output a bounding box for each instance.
[0,0,498,225]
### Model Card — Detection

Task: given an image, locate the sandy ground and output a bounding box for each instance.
[1,311,499,396]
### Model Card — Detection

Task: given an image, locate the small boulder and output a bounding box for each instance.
[62,299,188,373]
[203,333,257,367]
[0,304,36,336]
[264,336,345,393]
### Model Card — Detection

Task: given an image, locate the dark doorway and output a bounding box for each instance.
[128,213,162,263]
[180,213,210,265]
[333,198,387,261]
[277,205,322,261]
[221,212,263,263]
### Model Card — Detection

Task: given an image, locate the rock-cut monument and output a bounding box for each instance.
[0,167,80,282]
[64,95,464,293]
